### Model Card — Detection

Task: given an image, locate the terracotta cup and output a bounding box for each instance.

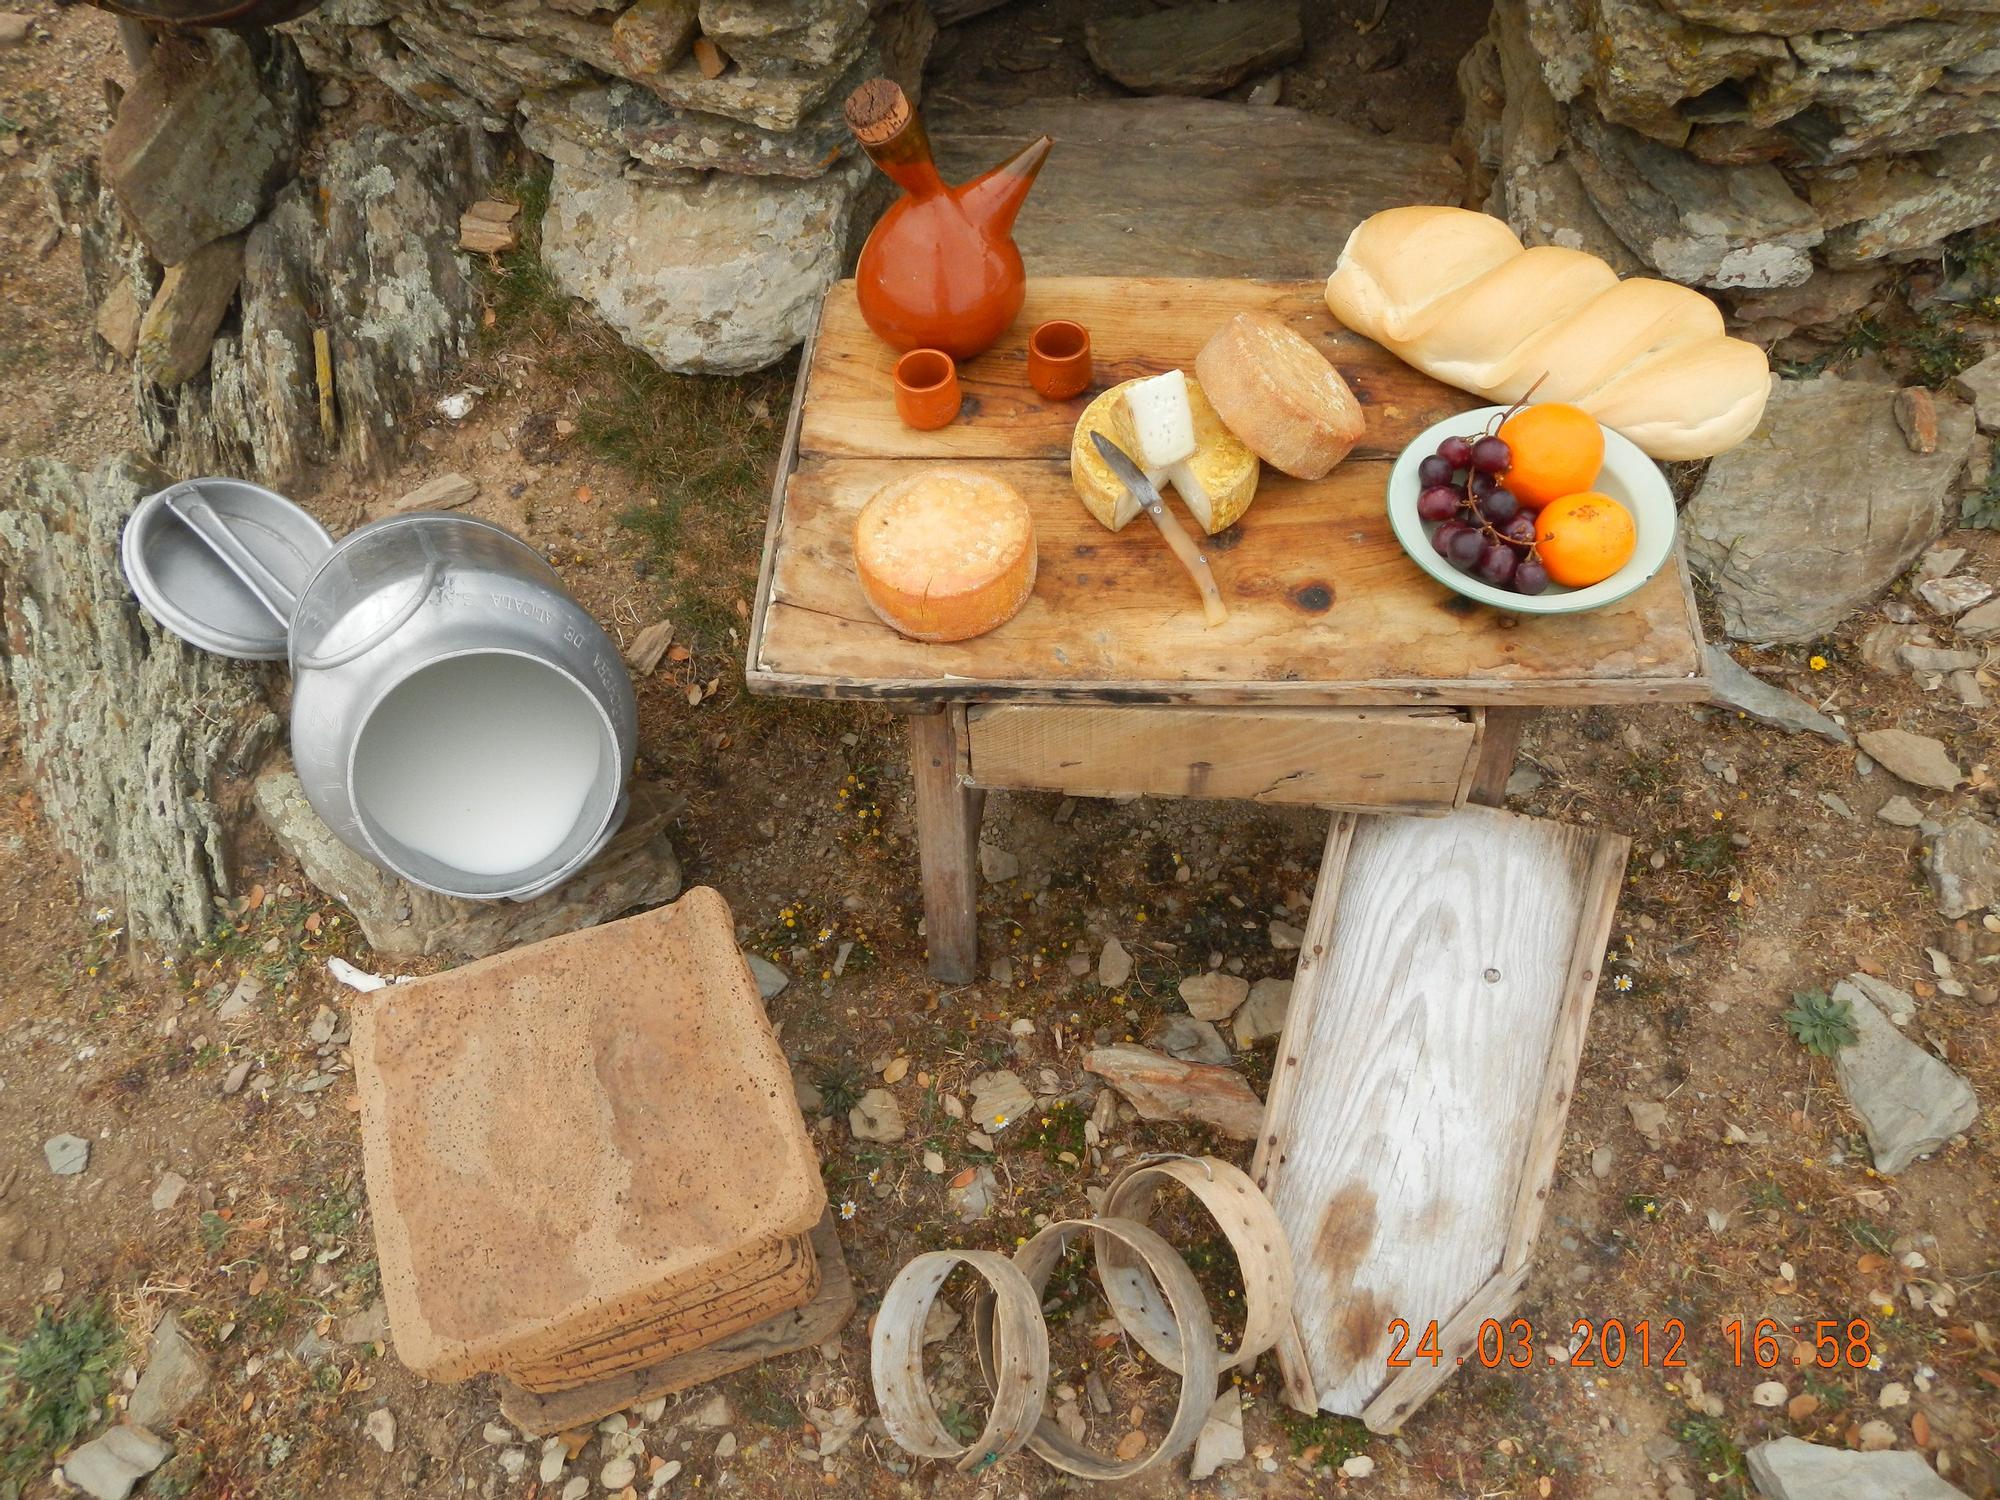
[1028,320,1092,400]
[893,348,961,430]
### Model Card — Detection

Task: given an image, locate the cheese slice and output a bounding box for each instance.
[853,468,1037,643]
[1193,311,1366,480]
[1124,370,1197,469]
[1070,376,1260,535]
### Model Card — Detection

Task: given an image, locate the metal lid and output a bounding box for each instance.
[120,479,334,660]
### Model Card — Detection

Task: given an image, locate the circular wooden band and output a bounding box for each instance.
[973,1216,1219,1481]
[1097,1154,1296,1374]
[871,1249,1050,1472]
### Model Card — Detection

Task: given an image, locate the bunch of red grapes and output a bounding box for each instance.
[1415,432,1550,595]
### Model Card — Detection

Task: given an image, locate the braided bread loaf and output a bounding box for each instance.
[1324,207,1770,461]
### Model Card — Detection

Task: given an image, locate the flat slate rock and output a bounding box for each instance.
[1924,814,2000,919]
[1831,977,1977,1174]
[1684,375,1978,643]
[931,96,1459,279]
[1747,1436,1969,1500]
[1856,729,1963,791]
[1085,0,1303,97]
[1704,645,1850,744]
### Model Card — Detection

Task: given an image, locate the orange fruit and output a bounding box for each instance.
[1534,491,1635,587]
[1497,402,1605,508]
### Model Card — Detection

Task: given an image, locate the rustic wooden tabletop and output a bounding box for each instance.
[747,278,1709,708]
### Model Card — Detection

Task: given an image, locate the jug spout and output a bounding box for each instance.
[958,134,1053,240]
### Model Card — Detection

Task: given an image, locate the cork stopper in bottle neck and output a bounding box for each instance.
[845,78,912,146]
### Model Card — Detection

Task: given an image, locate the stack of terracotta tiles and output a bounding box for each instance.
[353,887,849,1432]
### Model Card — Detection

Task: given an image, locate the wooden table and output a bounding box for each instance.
[748,278,1708,982]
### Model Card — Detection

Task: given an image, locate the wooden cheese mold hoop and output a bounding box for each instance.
[1097,1154,1295,1375]
[973,1216,1219,1481]
[871,1249,1049,1472]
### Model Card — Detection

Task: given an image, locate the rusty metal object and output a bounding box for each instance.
[80,0,327,27]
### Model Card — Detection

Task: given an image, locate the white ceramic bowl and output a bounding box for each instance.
[1386,405,1677,615]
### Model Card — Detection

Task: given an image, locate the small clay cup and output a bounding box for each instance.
[1027,320,1092,400]
[894,348,962,430]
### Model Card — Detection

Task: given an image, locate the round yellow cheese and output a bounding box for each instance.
[853,468,1037,643]
[1070,376,1260,535]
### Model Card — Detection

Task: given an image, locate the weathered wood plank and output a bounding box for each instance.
[929,97,1462,279]
[755,456,1706,706]
[1254,806,1628,1426]
[797,279,1453,461]
[964,704,1478,811]
[907,710,985,983]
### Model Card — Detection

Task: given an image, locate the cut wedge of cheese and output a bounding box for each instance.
[1070,376,1259,535]
[1125,369,1197,468]
[1193,311,1366,480]
[853,468,1037,643]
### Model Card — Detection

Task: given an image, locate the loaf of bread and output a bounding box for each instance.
[1194,311,1366,479]
[853,468,1036,643]
[1323,206,1769,461]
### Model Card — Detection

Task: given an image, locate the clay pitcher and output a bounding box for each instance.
[845,78,1052,361]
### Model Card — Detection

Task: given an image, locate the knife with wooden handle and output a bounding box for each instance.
[1090,430,1229,629]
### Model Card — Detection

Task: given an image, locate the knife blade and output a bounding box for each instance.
[1090,430,1229,628]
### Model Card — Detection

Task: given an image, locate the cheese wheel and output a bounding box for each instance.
[1193,311,1366,480]
[853,468,1037,643]
[1070,377,1259,535]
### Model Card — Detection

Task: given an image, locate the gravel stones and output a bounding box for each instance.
[1830,977,1978,1173]
[150,1171,188,1212]
[1746,1435,1970,1499]
[1178,971,1248,1022]
[1683,376,1978,642]
[1148,1014,1233,1065]
[848,1088,905,1143]
[44,1134,89,1175]
[1857,730,1964,791]
[967,1069,1034,1132]
[1704,645,1851,744]
[743,952,789,999]
[59,1425,172,1500]
[1924,815,2000,919]
[128,1313,211,1430]
[1097,936,1132,988]
[1232,978,1293,1047]
[1083,1045,1263,1140]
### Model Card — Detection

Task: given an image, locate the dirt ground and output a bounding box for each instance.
[3,3,1998,1500]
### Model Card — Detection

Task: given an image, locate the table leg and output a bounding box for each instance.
[1469,707,1539,807]
[906,708,985,984]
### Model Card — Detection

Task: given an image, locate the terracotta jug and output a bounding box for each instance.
[845,79,1052,361]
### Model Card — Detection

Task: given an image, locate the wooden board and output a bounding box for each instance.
[749,278,1708,708]
[929,97,1463,280]
[962,703,1481,811]
[1251,806,1627,1430]
[497,1215,855,1437]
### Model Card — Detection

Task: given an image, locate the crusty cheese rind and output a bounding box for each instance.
[1324,205,1769,461]
[853,468,1037,643]
[1070,377,1260,535]
[1193,310,1367,480]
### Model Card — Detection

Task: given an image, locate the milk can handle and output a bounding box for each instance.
[294,558,444,672]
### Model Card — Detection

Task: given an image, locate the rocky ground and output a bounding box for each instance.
[4,4,2000,1500]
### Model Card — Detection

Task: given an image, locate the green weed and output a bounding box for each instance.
[1672,1415,1749,1497]
[0,1302,123,1495]
[1274,1409,1369,1465]
[1785,989,1858,1057]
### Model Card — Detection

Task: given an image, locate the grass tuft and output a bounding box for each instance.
[1,1301,123,1494]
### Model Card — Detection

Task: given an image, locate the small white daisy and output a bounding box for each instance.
[839,1199,857,1221]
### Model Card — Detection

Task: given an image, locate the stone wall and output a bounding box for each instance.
[73,28,496,492]
[288,0,935,372]
[1459,0,2000,337]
